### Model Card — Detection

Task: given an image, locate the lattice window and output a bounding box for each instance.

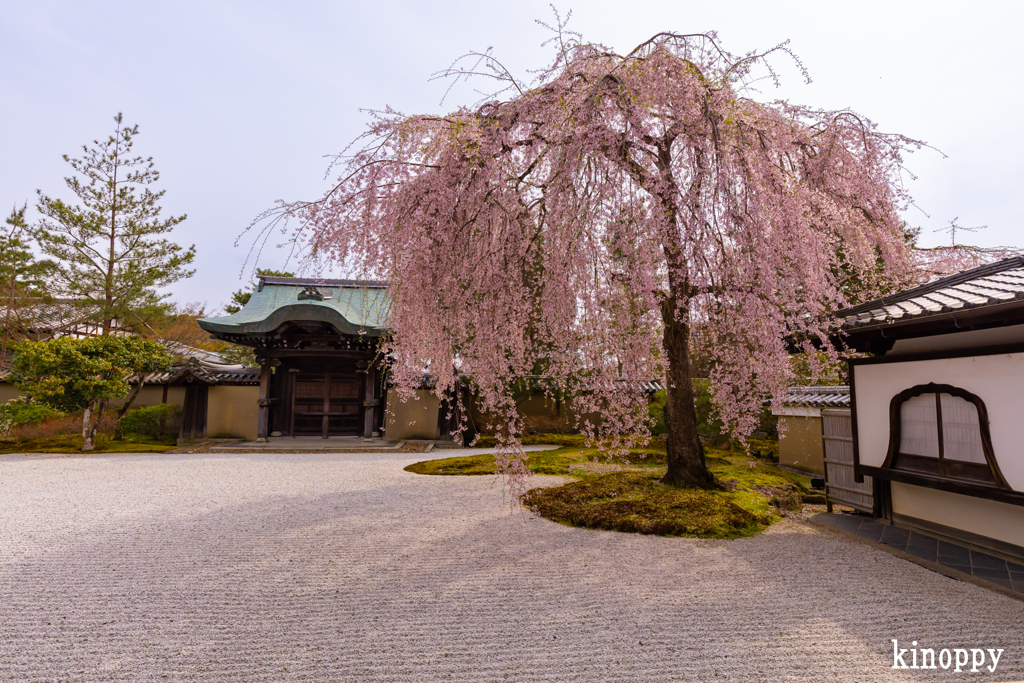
[886,384,1007,487]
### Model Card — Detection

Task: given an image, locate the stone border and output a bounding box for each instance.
[800,514,1024,604]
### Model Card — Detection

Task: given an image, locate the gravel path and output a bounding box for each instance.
[1,450,1022,682]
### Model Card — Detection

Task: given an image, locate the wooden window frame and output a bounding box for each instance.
[881,383,1008,488]
[849,346,1024,506]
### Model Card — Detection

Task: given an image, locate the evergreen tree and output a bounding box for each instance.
[219,269,293,368]
[224,268,294,314]
[0,205,55,361]
[36,113,195,334]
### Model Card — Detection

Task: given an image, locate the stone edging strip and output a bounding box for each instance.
[799,514,1024,605]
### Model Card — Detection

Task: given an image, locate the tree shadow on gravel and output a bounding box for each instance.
[2,464,1023,682]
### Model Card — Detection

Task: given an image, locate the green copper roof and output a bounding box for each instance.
[198,277,390,337]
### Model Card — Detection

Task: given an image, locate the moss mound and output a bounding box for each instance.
[521,471,775,539]
[404,445,668,477]
[404,454,498,476]
[471,433,592,449]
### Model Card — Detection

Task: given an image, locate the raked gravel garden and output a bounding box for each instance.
[2,447,1023,682]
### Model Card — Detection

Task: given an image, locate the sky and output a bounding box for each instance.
[2,0,1023,311]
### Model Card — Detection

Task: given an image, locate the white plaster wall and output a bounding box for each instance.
[888,324,1024,355]
[773,406,821,418]
[852,353,1024,490]
[891,482,1024,548]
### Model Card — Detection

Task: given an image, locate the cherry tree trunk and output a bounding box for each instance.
[660,301,715,489]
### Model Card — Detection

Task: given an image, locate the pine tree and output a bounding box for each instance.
[224,268,294,314]
[0,205,55,362]
[36,113,195,334]
[217,269,293,368]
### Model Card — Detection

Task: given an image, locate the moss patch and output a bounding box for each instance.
[405,435,809,538]
[403,444,668,477]
[471,433,592,449]
[521,471,775,538]
[0,435,178,454]
[404,453,499,476]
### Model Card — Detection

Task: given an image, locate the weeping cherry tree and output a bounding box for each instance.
[255,27,923,490]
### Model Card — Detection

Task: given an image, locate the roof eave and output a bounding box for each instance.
[197,303,385,337]
[837,298,1024,352]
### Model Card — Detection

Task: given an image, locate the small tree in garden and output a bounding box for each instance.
[11,336,172,451]
[36,113,195,335]
[255,24,923,489]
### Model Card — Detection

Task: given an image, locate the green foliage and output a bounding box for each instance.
[217,343,259,368]
[692,379,726,440]
[646,390,667,435]
[224,268,294,314]
[35,113,195,333]
[0,434,177,454]
[11,336,173,412]
[118,403,180,437]
[0,206,54,297]
[789,351,848,386]
[0,397,63,435]
[0,206,57,357]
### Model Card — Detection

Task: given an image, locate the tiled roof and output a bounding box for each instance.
[637,380,665,394]
[1,354,259,386]
[2,299,131,337]
[198,277,389,337]
[836,257,1024,331]
[143,357,260,386]
[781,385,850,408]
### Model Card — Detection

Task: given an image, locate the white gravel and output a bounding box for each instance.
[1,449,1023,682]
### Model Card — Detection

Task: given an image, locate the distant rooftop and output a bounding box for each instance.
[836,256,1024,332]
[780,386,850,408]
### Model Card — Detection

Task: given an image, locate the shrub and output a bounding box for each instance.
[118,403,181,438]
[10,411,116,441]
[647,390,667,435]
[0,397,64,436]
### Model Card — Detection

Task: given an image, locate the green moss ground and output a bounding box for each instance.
[0,434,179,454]
[404,435,810,538]
[521,471,775,538]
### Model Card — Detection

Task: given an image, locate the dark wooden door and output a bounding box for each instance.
[291,372,364,437]
[179,384,208,440]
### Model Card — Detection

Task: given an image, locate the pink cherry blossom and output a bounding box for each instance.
[253,27,925,492]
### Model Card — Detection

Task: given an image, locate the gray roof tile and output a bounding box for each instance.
[835,257,1024,331]
[780,386,850,408]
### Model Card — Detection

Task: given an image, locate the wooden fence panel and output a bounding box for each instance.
[822,408,873,513]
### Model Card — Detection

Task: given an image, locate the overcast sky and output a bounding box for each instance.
[2,1,1022,310]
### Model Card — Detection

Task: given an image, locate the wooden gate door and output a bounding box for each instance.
[179,384,208,440]
[325,373,362,435]
[822,408,874,513]
[291,372,364,437]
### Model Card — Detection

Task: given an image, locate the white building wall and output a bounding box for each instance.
[852,352,1024,491]
[891,483,1024,548]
